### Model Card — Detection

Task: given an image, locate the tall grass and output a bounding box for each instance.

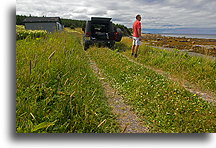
[87,47,215,133]
[116,37,215,94]
[16,25,47,40]
[16,31,119,133]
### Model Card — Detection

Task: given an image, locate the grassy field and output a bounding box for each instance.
[16,28,215,133]
[16,31,119,133]
[87,47,215,133]
[116,37,215,94]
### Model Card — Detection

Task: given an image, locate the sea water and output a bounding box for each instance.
[160,33,216,39]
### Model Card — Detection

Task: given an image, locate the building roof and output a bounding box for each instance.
[23,17,61,23]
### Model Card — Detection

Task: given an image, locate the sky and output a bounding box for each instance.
[16,0,216,34]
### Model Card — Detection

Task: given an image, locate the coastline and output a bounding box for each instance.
[141,33,216,56]
[158,33,215,40]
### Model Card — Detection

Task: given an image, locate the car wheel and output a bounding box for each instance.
[84,43,89,50]
[108,42,115,50]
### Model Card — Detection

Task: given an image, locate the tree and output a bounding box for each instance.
[16,15,28,25]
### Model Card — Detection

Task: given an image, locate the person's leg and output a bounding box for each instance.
[134,45,139,58]
[135,45,139,54]
[131,45,135,55]
[134,38,141,58]
[131,38,136,55]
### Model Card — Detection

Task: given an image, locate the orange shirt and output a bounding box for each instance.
[132,20,141,37]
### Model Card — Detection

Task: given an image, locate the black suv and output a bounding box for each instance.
[83,17,122,50]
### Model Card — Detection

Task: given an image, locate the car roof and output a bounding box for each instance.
[91,17,112,23]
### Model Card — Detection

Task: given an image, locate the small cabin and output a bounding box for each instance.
[23,17,63,32]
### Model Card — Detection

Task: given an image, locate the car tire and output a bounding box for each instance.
[108,42,115,50]
[84,42,89,50]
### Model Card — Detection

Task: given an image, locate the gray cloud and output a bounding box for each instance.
[16,0,215,31]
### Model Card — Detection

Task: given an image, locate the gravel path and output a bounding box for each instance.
[88,58,148,133]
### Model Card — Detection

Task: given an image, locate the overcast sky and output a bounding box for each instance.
[16,0,215,34]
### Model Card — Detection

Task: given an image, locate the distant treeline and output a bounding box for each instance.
[16,15,28,25]
[16,15,132,36]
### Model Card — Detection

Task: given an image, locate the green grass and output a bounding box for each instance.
[16,25,47,40]
[116,37,215,94]
[87,47,215,133]
[16,31,120,133]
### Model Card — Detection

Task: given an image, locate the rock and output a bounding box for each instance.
[179,40,188,42]
[191,45,216,55]
[163,44,170,48]
[189,48,194,52]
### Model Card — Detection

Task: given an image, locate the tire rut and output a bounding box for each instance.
[88,58,148,133]
[121,54,215,104]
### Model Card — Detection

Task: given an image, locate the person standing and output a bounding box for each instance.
[131,14,142,58]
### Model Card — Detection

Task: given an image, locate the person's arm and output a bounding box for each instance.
[138,22,141,39]
[138,28,141,37]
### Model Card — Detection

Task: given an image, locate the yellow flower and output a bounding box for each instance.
[193,94,197,97]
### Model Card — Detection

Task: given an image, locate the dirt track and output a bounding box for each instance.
[121,54,215,104]
[88,58,148,133]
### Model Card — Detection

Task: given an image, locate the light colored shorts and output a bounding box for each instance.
[132,37,141,46]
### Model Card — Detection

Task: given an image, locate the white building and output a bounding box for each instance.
[23,17,63,32]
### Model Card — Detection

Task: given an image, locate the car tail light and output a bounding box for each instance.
[86,32,91,37]
[114,32,119,39]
